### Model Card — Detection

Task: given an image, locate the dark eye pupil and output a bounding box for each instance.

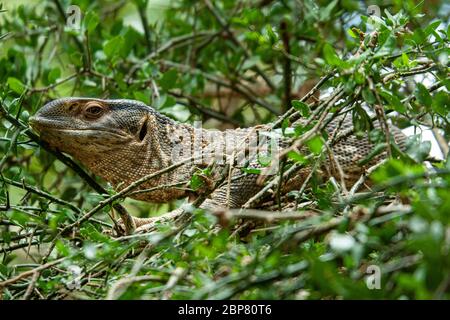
[88,107,101,114]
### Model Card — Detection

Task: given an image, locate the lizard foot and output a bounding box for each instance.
[114,210,185,235]
[112,216,156,236]
[134,209,186,233]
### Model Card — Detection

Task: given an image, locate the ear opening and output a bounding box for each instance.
[138,118,148,141]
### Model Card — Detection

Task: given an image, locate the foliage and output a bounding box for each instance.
[0,0,449,299]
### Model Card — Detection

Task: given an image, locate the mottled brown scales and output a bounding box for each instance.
[29,98,407,229]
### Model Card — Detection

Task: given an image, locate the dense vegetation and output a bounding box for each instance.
[0,0,449,299]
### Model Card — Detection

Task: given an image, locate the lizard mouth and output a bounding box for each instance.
[29,116,125,138]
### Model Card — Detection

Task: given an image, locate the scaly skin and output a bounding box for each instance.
[29,98,407,232]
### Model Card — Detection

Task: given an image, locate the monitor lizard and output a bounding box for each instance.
[29,98,407,232]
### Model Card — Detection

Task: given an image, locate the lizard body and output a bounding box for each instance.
[29,98,407,230]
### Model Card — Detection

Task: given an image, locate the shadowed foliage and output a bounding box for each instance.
[0,0,449,299]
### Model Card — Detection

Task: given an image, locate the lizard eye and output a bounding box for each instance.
[84,102,105,119]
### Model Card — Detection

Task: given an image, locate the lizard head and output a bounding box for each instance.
[29,97,174,191]
[30,97,152,152]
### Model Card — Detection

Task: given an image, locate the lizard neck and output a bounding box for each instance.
[85,112,196,202]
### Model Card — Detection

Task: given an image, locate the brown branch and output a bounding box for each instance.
[161,60,279,114]
[0,257,66,288]
[203,0,275,91]
[280,20,292,111]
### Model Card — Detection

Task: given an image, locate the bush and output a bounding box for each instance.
[0,0,449,299]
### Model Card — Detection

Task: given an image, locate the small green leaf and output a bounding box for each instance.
[84,11,99,33]
[406,135,432,163]
[159,69,178,91]
[415,83,432,108]
[362,88,376,104]
[257,154,272,167]
[323,43,342,67]
[291,100,310,117]
[358,142,387,166]
[103,36,124,58]
[379,90,406,113]
[401,53,410,66]
[287,151,306,164]
[7,77,26,94]
[347,28,357,38]
[241,167,261,174]
[431,91,449,116]
[47,68,61,84]
[306,135,323,155]
[319,0,338,21]
[189,175,204,191]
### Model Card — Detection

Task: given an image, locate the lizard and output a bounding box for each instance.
[29,97,407,233]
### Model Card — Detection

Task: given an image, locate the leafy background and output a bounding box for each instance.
[0,0,449,299]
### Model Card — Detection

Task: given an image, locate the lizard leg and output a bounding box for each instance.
[134,209,185,233]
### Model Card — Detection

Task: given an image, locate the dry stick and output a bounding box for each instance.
[244,90,351,209]
[169,90,242,125]
[323,113,353,195]
[432,127,449,157]
[161,60,279,114]
[292,203,412,244]
[279,90,346,163]
[0,257,66,288]
[242,162,299,209]
[2,177,81,214]
[0,240,39,254]
[162,267,188,300]
[126,31,218,81]
[368,77,392,158]
[127,181,190,197]
[214,208,318,223]
[0,127,20,171]
[107,209,196,300]
[22,271,40,300]
[272,72,334,128]
[106,275,166,300]
[42,155,202,262]
[203,0,275,91]
[28,73,77,93]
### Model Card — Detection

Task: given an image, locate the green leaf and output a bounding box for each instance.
[431,91,449,116]
[320,0,338,21]
[352,105,372,133]
[401,53,410,66]
[103,36,124,58]
[159,69,178,91]
[406,135,432,163]
[241,167,261,174]
[189,175,204,191]
[358,142,387,166]
[69,52,83,67]
[84,11,99,33]
[287,151,306,164]
[415,83,432,108]
[257,154,272,167]
[362,88,376,104]
[323,43,342,67]
[379,90,406,113]
[306,135,323,155]
[424,20,441,37]
[347,28,357,38]
[7,77,26,94]
[291,100,310,117]
[47,68,61,84]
